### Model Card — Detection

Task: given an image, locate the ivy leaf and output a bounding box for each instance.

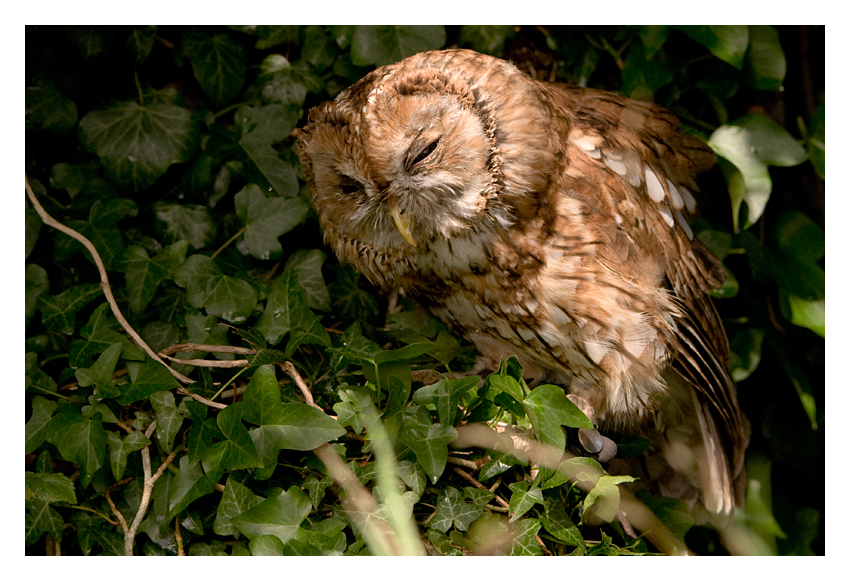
[25,472,77,505]
[807,102,825,179]
[237,105,300,197]
[429,486,483,533]
[744,25,786,91]
[240,371,344,460]
[458,25,516,55]
[677,25,749,69]
[106,430,151,481]
[36,283,102,334]
[117,357,181,405]
[79,101,199,191]
[25,397,57,455]
[150,391,186,453]
[522,384,593,451]
[351,26,446,67]
[182,29,246,108]
[231,486,312,545]
[412,376,479,426]
[168,456,221,519]
[583,474,635,523]
[540,496,585,548]
[214,477,263,537]
[285,249,331,312]
[509,518,544,556]
[69,303,145,369]
[127,25,157,64]
[507,481,544,522]
[399,408,457,483]
[709,114,807,230]
[46,409,108,487]
[209,402,262,471]
[203,274,258,324]
[234,184,310,260]
[74,342,122,398]
[25,498,64,546]
[303,475,334,508]
[255,268,330,354]
[153,202,216,250]
[123,241,188,314]
[26,85,78,135]
[26,265,49,327]
[250,535,285,556]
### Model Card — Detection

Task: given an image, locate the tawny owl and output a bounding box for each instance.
[296,49,748,516]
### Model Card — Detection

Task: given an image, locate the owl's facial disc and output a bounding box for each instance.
[364,94,492,246]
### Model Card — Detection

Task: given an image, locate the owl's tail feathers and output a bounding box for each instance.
[659,389,742,517]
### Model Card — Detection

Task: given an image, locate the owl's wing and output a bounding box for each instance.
[538,82,748,510]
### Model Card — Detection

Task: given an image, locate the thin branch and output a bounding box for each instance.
[25,176,193,386]
[282,361,323,410]
[160,354,250,368]
[159,343,257,356]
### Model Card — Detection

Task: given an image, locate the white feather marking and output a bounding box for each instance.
[658,205,675,228]
[674,209,694,240]
[584,340,607,365]
[517,327,536,342]
[666,179,684,210]
[585,147,602,159]
[605,156,628,176]
[645,166,665,202]
[680,187,697,213]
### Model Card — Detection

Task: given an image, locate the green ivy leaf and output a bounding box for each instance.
[168,456,221,518]
[285,249,331,312]
[214,476,263,537]
[107,430,151,481]
[25,264,49,327]
[412,376,478,426]
[183,29,247,108]
[153,202,216,250]
[399,407,457,483]
[743,25,786,91]
[74,342,121,396]
[583,474,635,523]
[231,486,312,545]
[36,284,102,335]
[458,25,516,55]
[69,303,146,369]
[46,409,108,487]
[25,397,57,455]
[540,496,585,548]
[677,25,749,69]
[26,85,78,135]
[429,486,483,533]
[150,391,186,453]
[351,26,446,67]
[237,105,300,197]
[507,481,544,523]
[807,102,825,179]
[522,384,593,452]
[242,365,345,453]
[117,357,182,405]
[79,101,199,191]
[255,268,330,353]
[509,518,544,556]
[25,472,77,505]
[234,184,310,260]
[250,535,285,555]
[123,241,188,314]
[25,498,64,546]
[709,114,807,230]
[127,26,157,64]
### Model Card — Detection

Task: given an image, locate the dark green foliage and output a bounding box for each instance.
[25,25,823,556]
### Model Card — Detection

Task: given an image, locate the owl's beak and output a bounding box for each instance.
[389,205,417,247]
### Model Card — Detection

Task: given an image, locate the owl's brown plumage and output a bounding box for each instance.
[297,49,749,515]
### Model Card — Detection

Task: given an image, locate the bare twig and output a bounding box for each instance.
[282,361,322,410]
[25,176,193,385]
[159,343,257,356]
[160,354,250,368]
[453,467,510,509]
[175,518,185,556]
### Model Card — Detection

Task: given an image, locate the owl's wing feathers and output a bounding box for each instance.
[537,83,748,508]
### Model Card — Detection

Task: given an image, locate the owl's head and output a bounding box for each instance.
[296,49,558,285]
